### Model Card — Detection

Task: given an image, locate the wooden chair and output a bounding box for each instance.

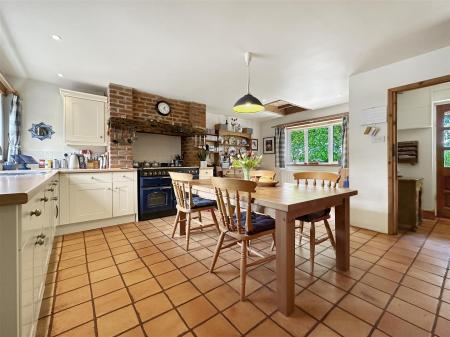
[250,170,276,182]
[292,172,339,272]
[169,172,220,251]
[209,177,276,300]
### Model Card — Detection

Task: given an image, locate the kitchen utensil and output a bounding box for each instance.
[68,153,80,169]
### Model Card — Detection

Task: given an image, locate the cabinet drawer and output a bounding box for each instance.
[69,173,112,185]
[113,171,135,182]
[21,190,46,249]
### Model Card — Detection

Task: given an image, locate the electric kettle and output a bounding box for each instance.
[68,153,80,169]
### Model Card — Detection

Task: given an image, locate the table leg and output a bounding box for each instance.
[335,197,350,271]
[275,209,295,316]
[179,212,186,236]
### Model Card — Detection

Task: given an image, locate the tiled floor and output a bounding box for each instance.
[37,214,450,337]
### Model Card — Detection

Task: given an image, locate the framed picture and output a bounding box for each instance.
[263,137,275,154]
[251,139,258,151]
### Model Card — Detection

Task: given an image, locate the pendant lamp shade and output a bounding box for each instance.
[233,52,264,114]
[233,94,265,113]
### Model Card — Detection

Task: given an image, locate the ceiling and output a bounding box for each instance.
[0,1,449,120]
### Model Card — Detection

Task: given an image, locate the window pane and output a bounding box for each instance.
[445,130,450,147]
[290,130,304,162]
[445,150,450,167]
[444,113,450,127]
[308,127,328,162]
[333,124,343,162]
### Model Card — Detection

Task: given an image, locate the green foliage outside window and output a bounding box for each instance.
[308,127,329,162]
[333,124,343,162]
[290,130,305,162]
[445,150,450,168]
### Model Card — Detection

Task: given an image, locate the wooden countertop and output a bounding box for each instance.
[0,168,136,206]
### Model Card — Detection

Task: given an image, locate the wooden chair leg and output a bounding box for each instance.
[210,208,220,234]
[198,211,203,229]
[324,219,336,250]
[186,213,192,251]
[309,222,315,273]
[270,233,276,251]
[210,232,225,272]
[240,240,248,301]
[298,221,304,245]
[171,210,180,238]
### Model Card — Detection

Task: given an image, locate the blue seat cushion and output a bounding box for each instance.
[191,195,216,209]
[234,211,275,235]
[296,208,331,222]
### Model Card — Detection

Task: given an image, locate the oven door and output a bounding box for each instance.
[139,186,174,215]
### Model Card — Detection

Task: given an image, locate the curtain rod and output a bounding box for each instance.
[271,112,348,129]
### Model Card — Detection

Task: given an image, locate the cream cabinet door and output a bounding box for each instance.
[64,96,106,146]
[113,181,135,217]
[69,183,112,223]
[20,236,34,337]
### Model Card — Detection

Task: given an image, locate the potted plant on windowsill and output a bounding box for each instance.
[197,148,209,168]
[231,152,263,180]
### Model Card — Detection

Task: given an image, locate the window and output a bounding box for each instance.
[287,121,343,165]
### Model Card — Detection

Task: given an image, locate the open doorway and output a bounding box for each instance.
[387,75,450,234]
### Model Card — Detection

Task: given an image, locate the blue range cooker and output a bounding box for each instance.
[138,167,199,220]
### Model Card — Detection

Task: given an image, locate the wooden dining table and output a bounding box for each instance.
[179,179,358,316]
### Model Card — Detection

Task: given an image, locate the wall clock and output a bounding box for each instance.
[156,100,171,116]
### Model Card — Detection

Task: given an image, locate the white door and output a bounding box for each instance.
[113,181,135,217]
[65,96,105,145]
[69,183,113,223]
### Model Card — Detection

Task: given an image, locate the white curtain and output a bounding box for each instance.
[7,94,21,163]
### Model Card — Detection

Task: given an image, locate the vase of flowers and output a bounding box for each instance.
[231,152,262,180]
[197,148,209,168]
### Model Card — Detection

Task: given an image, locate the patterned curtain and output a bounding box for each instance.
[7,94,21,163]
[275,127,285,168]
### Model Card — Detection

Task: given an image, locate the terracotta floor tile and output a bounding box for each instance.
[91,275,125,298]
[148,260,177,276]
[387,297,435,331]
[435,316,450,337]
[128,278,162,302]
[117,259,146,274]
[117,326,146,337]
[166,281,201,306]
[247,286,278,315]
[171,253,197,268]
[85,243,109,254]
[308,279,346,304]
[114,251,139,264]
[86,250,112,262]
[55,321,96,337]
[320,270,355,291]
[192,272,224,293]
[246,319,291,337]
[97,305,139,337]
[122,267,152,286]
[178,296,218,328]
[350,282,391,308]
[395,285,439,313]
[228,275,262,296]
[54,285,91,312]
[295,289,333,320]
[141,252,167,266]
[194,314,241,337]
[87,256,115,272]
[94,288,131,316]
[369,264,403,282]
[156,269,188,289]
[272,307,317,337]
[248,266,276,285]
[57,264,88,281]
[361,272,398,294]
[89,265,119,283]
[307,323,340,337]
[143,309,188,337]
[377,312,429,337]
[339,293,383,324]
[136,245,159,257]
[371,329,390,337]
[110,244,134,256]
[223,301,266,333]
[180,261,209,278]
[51,301,93,336]
[324,307,372,337]
[439,301,450,320]
[402,275,442,298]
[56,274,90,295]
[135,292,173,322]
[205,284,240,311]
[214,263,240,282]
[407,267,444,287]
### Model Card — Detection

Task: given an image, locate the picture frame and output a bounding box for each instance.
[263,137,275,154]
[251,138,258,151]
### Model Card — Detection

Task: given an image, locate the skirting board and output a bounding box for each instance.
[422,210,436,220]
[56,214,137,236]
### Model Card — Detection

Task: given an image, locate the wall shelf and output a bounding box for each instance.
[398,141,418,164]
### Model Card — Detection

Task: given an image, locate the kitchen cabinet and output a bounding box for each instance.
[113,172,135,217]
[69,182,112,223]
[60,89,107,146]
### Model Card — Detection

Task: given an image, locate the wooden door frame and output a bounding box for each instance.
[387,74,450,234]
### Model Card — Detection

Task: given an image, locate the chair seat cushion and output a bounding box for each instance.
[296,208,331,222]
[191,195,216,209]
[234,211,275,235]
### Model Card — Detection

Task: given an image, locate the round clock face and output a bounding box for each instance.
[156,101,171,116]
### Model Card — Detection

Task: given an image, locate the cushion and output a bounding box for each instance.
[234,211,275,235]
[296,208,331,222]
[191,195,217,209]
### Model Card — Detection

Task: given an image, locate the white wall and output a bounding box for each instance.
[259,104,348,182]
[349,45,450,233]
[8,76,106,162]
[133,133,181,163]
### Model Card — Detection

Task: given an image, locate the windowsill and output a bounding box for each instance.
[286,163,341,167]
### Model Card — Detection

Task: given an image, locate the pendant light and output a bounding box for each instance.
[233,52,264,113]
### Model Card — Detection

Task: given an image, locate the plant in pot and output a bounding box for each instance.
[231,152,263,180]
[197,148,209,168]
